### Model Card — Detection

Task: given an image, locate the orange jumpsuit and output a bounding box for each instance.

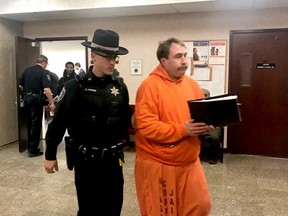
[134,64,211,216]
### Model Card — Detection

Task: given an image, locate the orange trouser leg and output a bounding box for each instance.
[135,156,210,216]
[177,158,211,216]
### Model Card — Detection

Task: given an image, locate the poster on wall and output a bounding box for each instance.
[191,41,211,80]
[209,41,226,65]
[192,41,209,62]
[184,40,227,96]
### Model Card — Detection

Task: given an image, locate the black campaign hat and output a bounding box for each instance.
[81,29,128,55]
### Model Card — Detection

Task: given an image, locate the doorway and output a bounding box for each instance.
[228,28,288,157]
[16,36,88,152]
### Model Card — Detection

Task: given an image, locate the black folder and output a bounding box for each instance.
[187,94,241,127]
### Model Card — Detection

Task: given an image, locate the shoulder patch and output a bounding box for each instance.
[46,74,51,81]
[57,87,66,102]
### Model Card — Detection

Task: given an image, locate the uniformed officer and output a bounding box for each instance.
[44,29,131,216]
[19,55,56,157]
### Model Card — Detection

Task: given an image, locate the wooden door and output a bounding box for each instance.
[228,29,288,157]
[16,36,40,152]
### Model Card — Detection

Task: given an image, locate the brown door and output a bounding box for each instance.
[16,36,40,152]
[228,29,288,158]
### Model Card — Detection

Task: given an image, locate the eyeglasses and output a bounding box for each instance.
[94,52,119,62]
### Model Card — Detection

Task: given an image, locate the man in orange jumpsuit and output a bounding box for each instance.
[134,38,214,216]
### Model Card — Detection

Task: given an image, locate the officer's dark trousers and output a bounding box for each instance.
[74,154,124,216]
[24,96,43,153]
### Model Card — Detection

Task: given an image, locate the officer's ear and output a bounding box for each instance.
[91,52,96,59]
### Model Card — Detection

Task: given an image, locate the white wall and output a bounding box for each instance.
[41,40,86,78]
[23,8,288,104]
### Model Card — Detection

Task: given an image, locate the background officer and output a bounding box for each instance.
[44,29,131,216]
[19,55,55,157]
[200,88,222,164]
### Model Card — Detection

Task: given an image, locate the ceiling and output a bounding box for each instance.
[0,0,288,22]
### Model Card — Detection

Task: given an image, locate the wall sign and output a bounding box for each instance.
[256,63,275,69]
[130,59,142,75]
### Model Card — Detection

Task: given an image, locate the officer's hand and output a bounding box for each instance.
[44,159,59,173]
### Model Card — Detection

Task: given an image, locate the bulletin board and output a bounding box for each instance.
[183,40,227,96]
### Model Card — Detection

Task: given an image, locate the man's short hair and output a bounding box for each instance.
[156,38,185,61]
[36,55,48,63]
[75,62,81,67]
[65,61,74,67]
[201,88,210,98]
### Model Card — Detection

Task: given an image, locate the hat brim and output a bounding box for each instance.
[81,42,128,55]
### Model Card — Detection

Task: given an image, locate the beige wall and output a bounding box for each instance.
[1,7,288,146]
[0,18,22,147]
[23,8,288,104]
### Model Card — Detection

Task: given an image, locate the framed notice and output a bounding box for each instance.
[130,59,142,75]
[193,67,212,81]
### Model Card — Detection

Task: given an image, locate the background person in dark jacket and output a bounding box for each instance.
[44,70,59,123]
[44,70,59,99]
[57,61,77,94]
[75,62,86,79]
[200,88,222,164]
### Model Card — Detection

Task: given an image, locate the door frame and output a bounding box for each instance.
[16,36,41,152]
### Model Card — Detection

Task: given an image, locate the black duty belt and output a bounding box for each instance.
[24,92,40,97]
[79,142,124,158]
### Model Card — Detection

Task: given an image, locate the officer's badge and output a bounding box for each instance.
[110,86,119,96]
[58,87,66,102]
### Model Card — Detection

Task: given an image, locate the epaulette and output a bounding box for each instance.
[113,76,129,105]
[74,74,86,89]
[113,76,124,86]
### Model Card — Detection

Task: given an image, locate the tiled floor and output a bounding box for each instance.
[0,142,288,216]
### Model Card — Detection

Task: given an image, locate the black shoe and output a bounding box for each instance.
[209,159,217,165]
[28,151,43,158]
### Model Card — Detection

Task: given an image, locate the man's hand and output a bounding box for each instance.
[131,113,136,129]
[184,119,214,136]
[44,159,59,173]
[45,102,56,113]
[49,102,56,112]
[44,87,56,112]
